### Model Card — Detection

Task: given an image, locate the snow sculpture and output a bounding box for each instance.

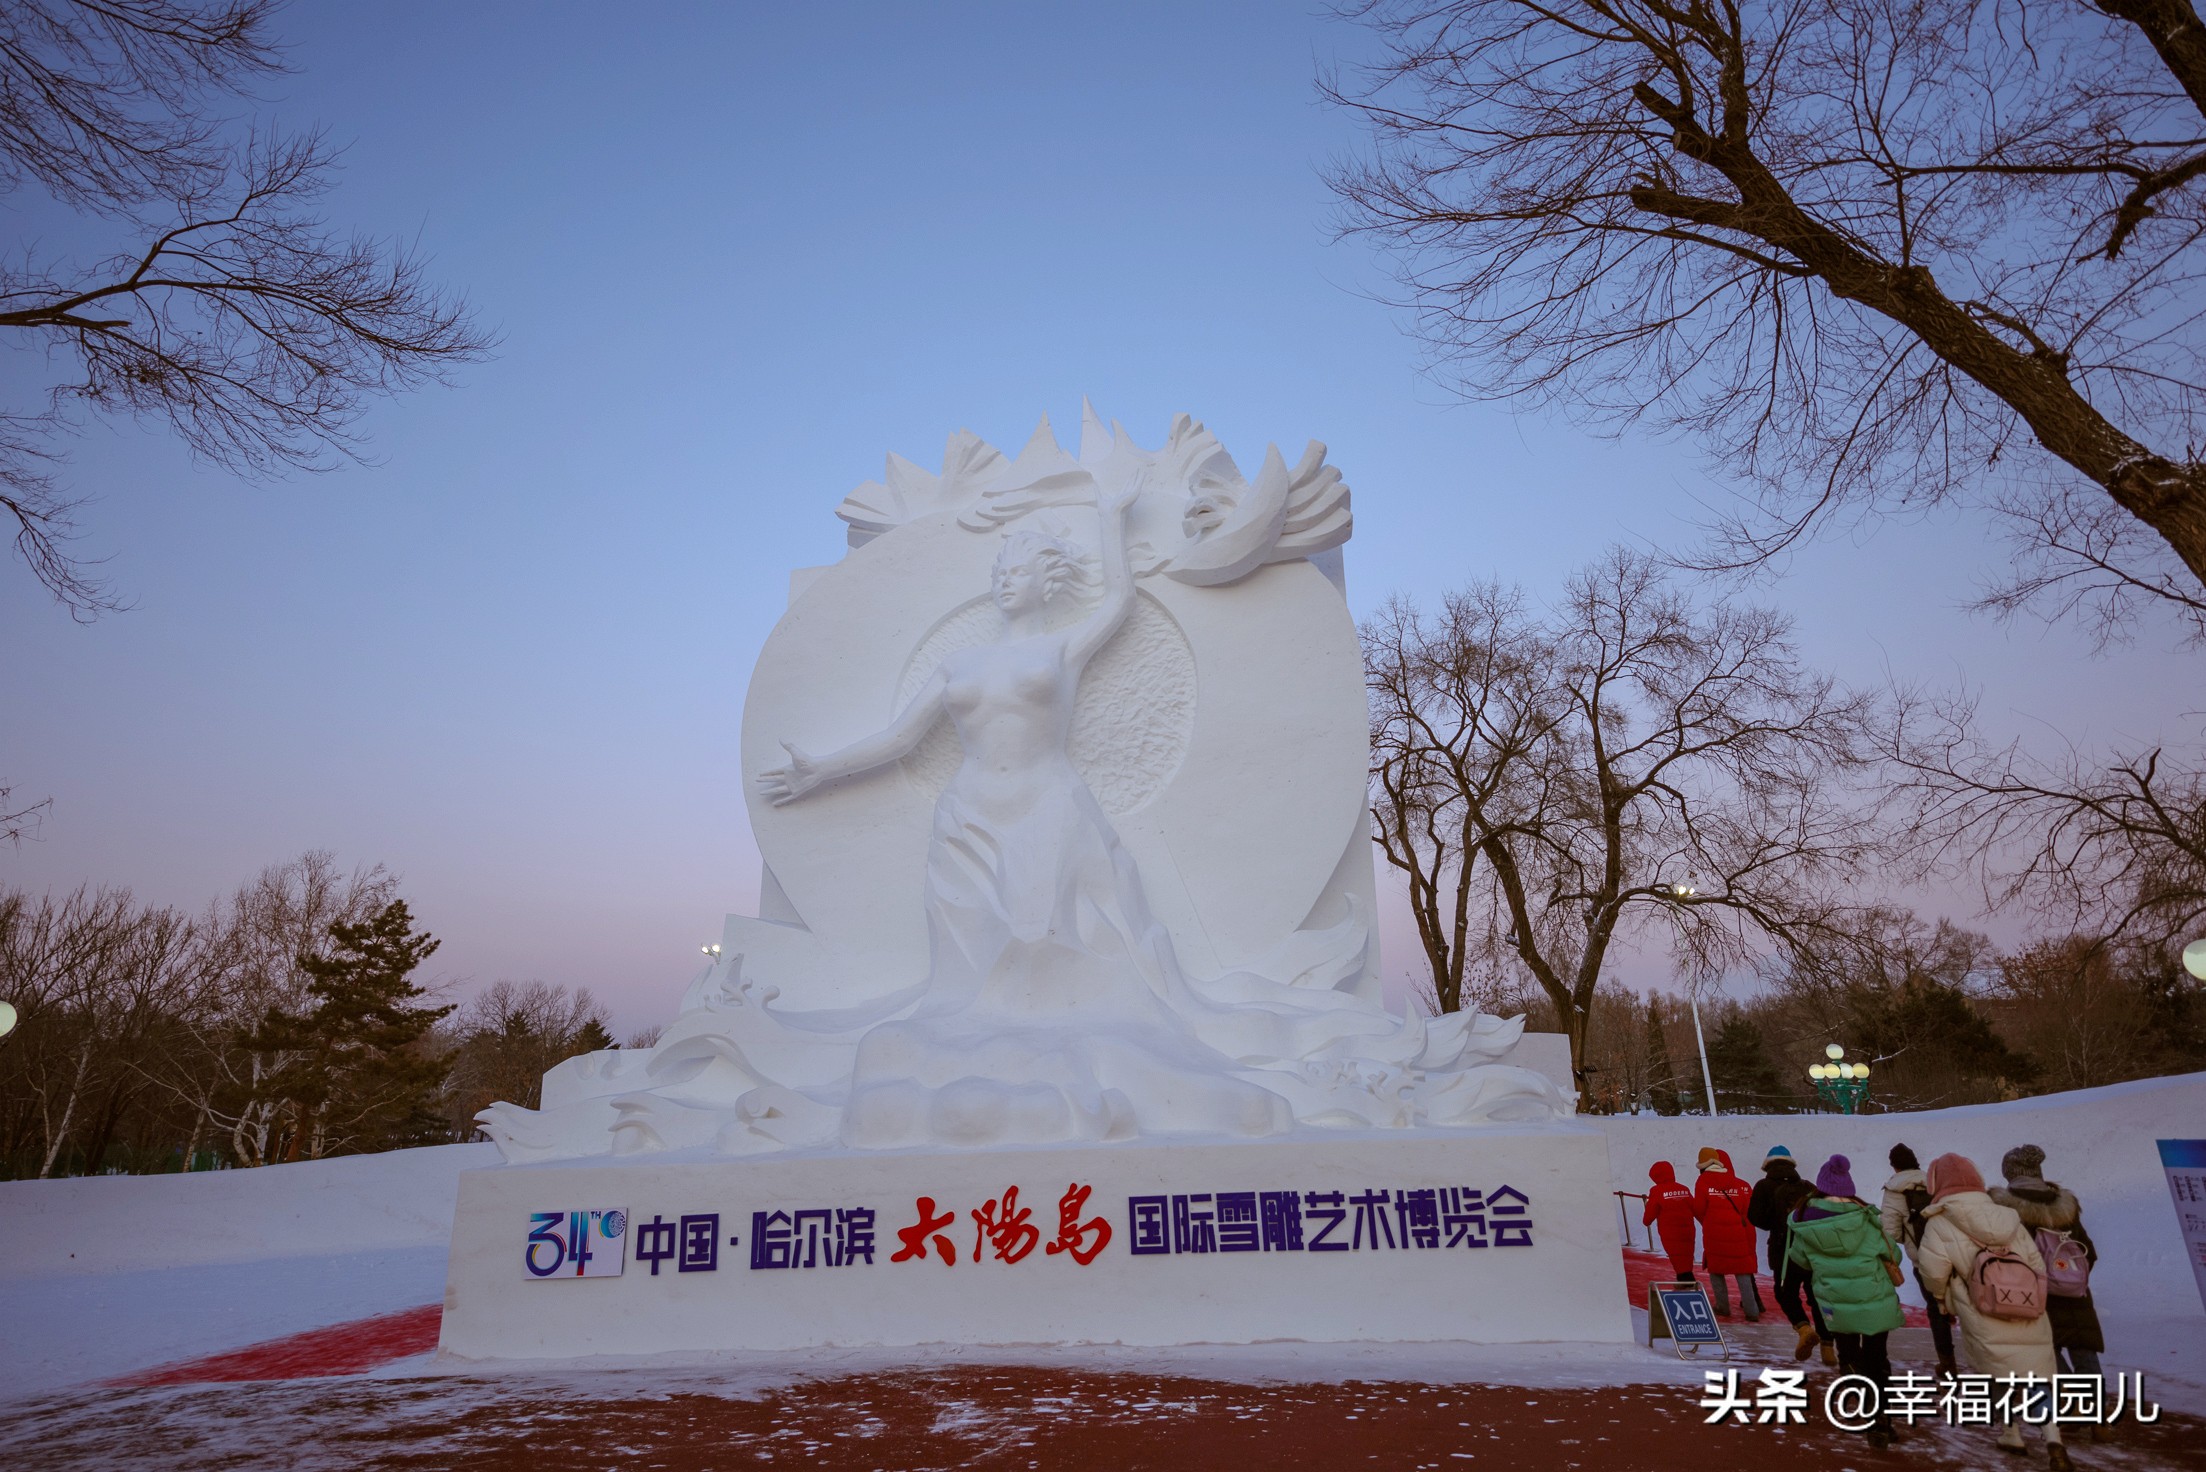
[478,406,1568,1163]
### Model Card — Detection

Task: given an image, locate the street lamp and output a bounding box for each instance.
[0,999,15,1039]
[1809,1042,1871,1114]
[2184,939,2206,982]
[700,943,722,959]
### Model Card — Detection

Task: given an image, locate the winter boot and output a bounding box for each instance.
[1793,1322,1818,1361]
[1820,1336,1838,1367]
[2048,1442,2075,1471]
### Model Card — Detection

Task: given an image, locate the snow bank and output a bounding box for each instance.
[0,1143,498,1277]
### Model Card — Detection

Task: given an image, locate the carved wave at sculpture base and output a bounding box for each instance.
[476,902,1572,1165]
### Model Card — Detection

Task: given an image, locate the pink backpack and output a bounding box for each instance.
[1971,1243,2048,1320]
[2035,1227,2091,1298]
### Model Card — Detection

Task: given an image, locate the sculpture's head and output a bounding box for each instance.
[993,529,1082,615]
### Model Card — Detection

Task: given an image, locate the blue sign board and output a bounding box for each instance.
[2158,1139,2206,1314]
[1650,1283,1725,1356]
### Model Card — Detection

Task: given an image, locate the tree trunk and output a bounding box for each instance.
[38,1047,91,1178]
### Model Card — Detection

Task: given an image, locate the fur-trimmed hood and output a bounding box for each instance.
[1990,1181,2081,1232]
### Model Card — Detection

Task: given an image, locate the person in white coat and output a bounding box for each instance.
[1914,1152,2068,1468]
[1879,1142,1957,1375]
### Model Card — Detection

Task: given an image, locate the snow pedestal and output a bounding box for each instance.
[437,1125,1630,1359]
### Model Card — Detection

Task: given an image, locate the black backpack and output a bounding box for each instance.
[1900,1184,1932,1247]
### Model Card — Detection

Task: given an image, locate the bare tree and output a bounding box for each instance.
[1328,1,2206,639]
[0,0,491,615]
[1366,548,1888,1089]
[0,779,47,845]
[441,979,611,1131]
[1889,687,2206,948]
[1995,934,2153,1092]
[177,851,398,1166]
[0,884,201,1174]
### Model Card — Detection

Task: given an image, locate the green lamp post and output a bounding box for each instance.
[1809,1043,1871,1114]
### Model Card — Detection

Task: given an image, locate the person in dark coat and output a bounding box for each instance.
[1747,1144,1832,1362]
[1643,1160,1698,1282]
[1692,1146,1761,1319]
[1990,1143,2106,1427]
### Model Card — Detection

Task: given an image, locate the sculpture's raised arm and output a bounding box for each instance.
[1062,473,1142,670]
[756,665,948,805]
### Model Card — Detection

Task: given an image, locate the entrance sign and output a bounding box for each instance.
[1648,1282,1728,1359]
[2159,1139,2206,1313]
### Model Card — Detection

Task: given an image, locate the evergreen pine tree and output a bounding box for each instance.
[570,1017,614,1053]
[247,899,452,1158]
[1643,998,1683,1115]
[1707,1013,1791,1111]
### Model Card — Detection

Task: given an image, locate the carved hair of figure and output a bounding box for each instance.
[993,526,1093,606]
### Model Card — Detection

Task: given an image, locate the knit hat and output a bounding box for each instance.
[1927,1152,1985,1202]
[1763,1145,1793,1164]
[1889,1143,1920,1172]
[1697,1146,1724,1172]
[2001,1143,2048,1186]
[1814,1153,1856,1197]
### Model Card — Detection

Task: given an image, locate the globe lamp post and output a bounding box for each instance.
[2184,939,2206,982]
[1809,1043,1871,1114]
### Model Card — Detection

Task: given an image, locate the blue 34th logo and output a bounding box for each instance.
[524,1208,629,1279]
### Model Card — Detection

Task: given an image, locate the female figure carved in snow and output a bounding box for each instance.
[759,478,1288,1146]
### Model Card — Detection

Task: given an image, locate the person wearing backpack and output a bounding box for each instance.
[1692,1146,1761,1320]
[1879,1142,1958,1377]
[1747,1144,1833,1363]
[1990,1144,2106,1433]
[1916,1152,2069,1468]
[1643,1160,1699,1283]
[1785,1154,1905,1449]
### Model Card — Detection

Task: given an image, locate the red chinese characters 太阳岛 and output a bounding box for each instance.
[1044,1181,1112,1266]
[972,1186,1041,1263]
[890,1196,959,1265]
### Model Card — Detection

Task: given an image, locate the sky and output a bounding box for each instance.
[3,2,2198,1037]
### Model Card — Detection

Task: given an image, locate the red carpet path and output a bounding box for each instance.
[105,1247,1919,1389]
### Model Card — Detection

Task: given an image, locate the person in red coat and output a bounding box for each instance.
[1693,1146,1763,1319]
[1643,1160,1698,1282]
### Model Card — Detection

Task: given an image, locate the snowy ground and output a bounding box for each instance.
[1,1077,2200,1466]
[1,1142,494,1396]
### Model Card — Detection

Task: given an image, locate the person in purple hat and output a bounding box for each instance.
[1786,1153,1906,1448]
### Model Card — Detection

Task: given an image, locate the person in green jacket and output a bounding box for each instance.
[1787,1153,1906,1447]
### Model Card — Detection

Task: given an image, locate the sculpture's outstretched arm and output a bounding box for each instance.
[1063,474,1141,670]
[756,665,948,805]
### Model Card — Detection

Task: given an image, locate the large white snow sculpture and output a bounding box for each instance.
[477,407,1568,1162]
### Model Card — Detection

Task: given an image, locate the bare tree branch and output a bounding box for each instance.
[0,2,492,615]
[1328,0,2206,639]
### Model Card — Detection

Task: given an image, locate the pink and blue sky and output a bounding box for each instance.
[3,2,2194,1035]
